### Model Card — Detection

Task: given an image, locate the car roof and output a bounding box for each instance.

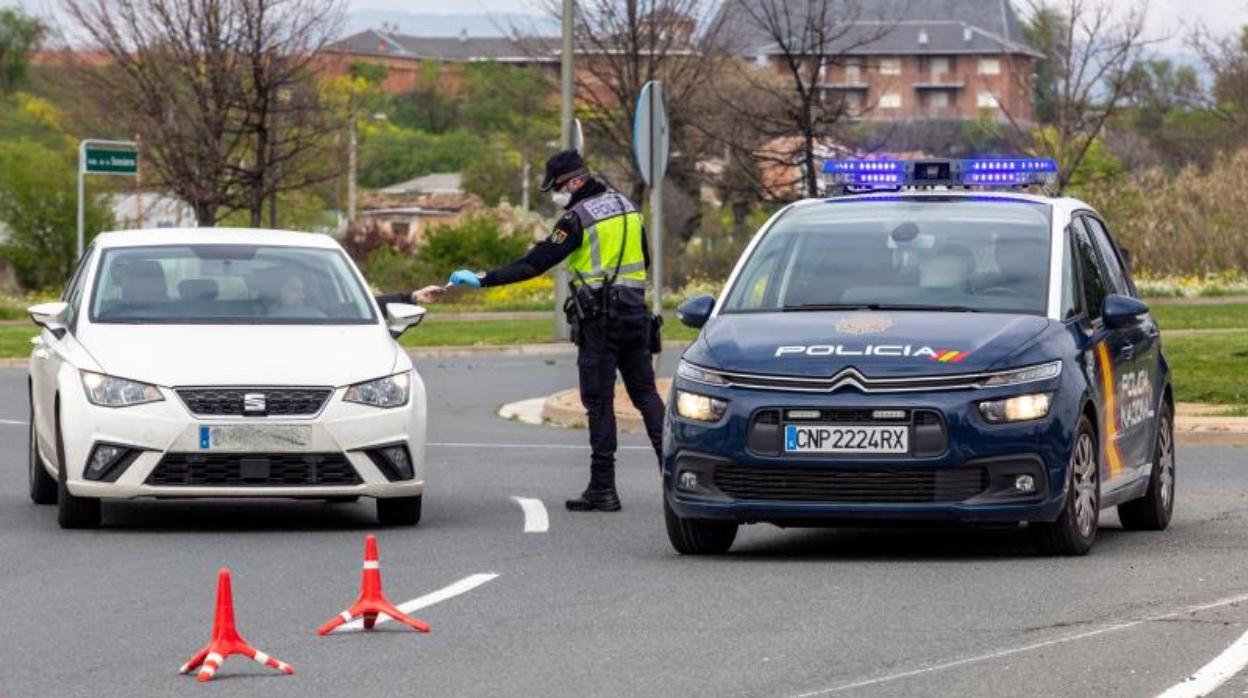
[91,228,342,249]
[791,190,1090,211]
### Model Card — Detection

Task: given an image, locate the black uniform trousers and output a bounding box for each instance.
[576,309,665,490]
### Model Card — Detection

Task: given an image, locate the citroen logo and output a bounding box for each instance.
[243,392,267,414]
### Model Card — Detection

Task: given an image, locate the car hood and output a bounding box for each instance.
[77,323,401,387]
[692,311,1051,378]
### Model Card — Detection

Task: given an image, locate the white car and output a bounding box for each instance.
[26,228,428,529]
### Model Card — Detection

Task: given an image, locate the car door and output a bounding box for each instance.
[1082,215,1158,476]
[1069,218,1135,490]
[31,246,94,468]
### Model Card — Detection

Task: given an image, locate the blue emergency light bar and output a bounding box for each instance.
[822,157,1058,193]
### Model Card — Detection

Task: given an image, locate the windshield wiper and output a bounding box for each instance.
[783,303,982,313]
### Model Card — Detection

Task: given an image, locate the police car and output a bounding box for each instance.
[665,158,1173,556]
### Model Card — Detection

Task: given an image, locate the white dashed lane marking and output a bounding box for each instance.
[1157,626,1248,698]
[335,574,499,633]
[0,419,27,426]
[510,497,549,533]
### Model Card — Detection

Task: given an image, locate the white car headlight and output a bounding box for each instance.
[978,361,1062,388]
[344,372,410,409]
[978,392,1053,423]
[674,390,728,423]
[677,360,729,386]
[80,371,164,408]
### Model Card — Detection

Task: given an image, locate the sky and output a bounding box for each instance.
[3,0,1245,52]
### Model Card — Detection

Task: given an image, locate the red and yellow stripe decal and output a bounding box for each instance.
[1094,342,1125,479]
[932,350,968,363]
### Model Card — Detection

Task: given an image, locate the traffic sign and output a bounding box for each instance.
[633,82,669,187]
[83,147,138,175]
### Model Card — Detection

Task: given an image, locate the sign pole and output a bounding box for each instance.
[553,0,575,342]
[77,141,86,260]
[649,82,664,323]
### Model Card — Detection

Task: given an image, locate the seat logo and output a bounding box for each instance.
[243,392,267,414]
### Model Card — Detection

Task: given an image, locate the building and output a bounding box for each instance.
[356,188,482,247]
[718,0,1040,122]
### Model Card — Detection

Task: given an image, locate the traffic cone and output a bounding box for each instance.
[179,568,294,682]
[317,534,431,635]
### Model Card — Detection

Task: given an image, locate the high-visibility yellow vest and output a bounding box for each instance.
[565,188,647,289]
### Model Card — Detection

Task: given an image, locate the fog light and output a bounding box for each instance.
[366,444,415,481]
[1014,474,1036,493]
[872,409,906,420]
[84,443,135,482]
[678,471,699,491]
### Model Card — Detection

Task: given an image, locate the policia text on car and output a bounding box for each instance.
[448,150,665,512]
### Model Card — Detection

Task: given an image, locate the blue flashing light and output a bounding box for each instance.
[821,160,904,174]
[966,158,1057,173]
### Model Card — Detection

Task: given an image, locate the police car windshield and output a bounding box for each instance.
[722,198,1052,315]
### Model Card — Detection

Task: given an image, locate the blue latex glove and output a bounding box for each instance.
[448,269,482,288]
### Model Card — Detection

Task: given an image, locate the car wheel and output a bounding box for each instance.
[664,497,737,555]
[55,405,101,529]
[1032,414,1099,556]
[1118,401,1175,531]
[29,400,57,505]
[376,495,422,526]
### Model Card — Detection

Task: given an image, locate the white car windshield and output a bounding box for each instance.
[89,244,377,324]
[722,198,1052,315]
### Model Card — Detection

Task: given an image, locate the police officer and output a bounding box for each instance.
[446,149,664,512]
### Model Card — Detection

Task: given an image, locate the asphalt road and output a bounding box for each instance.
[2,355,1248,697]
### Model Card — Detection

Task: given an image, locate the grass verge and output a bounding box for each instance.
[1151,303,1248,331]
[1162,330,1248,406]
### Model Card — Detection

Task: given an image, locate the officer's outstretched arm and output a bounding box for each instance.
[475,218,584,288]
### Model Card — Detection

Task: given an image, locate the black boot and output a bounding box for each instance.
[565,486,621,512]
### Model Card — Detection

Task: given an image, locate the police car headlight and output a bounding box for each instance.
[677,360,728,386]
[978,392,1053,423]
[675,390,728,423]
[80,371,164,407]
[344,372,410,408]
[978,361,1062,387]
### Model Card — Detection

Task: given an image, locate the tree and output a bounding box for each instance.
[1191,24,1248,125]
[59,0,345,226]
[0,141,113,290]
[716,0,896,199]
[0,8,42,95]
[461,62,558,209]
[1004,0,1151,192]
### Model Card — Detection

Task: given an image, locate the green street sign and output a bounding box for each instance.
[84,148,138,175]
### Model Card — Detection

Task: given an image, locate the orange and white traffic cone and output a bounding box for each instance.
[317,534,431,635]
[179,568,294,682]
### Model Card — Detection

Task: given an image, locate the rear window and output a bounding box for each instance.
[88,244,376,324]
[722,198,1052,315]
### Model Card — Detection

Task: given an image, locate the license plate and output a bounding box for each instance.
[784,424,909,454]
[199,425,311,451]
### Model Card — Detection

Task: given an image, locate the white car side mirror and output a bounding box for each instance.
[385,302,426,339]
[29,301,70,338]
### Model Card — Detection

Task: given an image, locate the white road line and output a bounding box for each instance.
[794,591,1248,697]
[0,419,27,427]
[1157,627,1248,698]
[336,573,499,633]
[510,496,549,533]
[428,441,650,450]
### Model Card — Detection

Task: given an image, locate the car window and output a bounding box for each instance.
[63,244,96,331]
[1061,227,1080,320]
[721,198,1052,315]
[89,244,377,325]
[1082,216,1133,297]
[1072,220,1108,323]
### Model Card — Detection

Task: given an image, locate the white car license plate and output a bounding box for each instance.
[784,424,909,454]
[199,425,311,451]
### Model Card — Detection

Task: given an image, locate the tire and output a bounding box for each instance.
[1118,401,1175,531]
[28,399,57,505]
[376,495,422,526]
[55,405,101,529]
[664,497,737,555]
[1032,414,1099,556]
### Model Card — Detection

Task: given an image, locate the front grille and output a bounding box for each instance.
[177,388,331,416]
[714,464,987,503]
[146,453,361,487]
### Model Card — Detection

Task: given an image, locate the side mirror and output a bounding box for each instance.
[385,302,426,339]
[29,301,70,339]
[677,295,715,329]
[1102,294,1149,329]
